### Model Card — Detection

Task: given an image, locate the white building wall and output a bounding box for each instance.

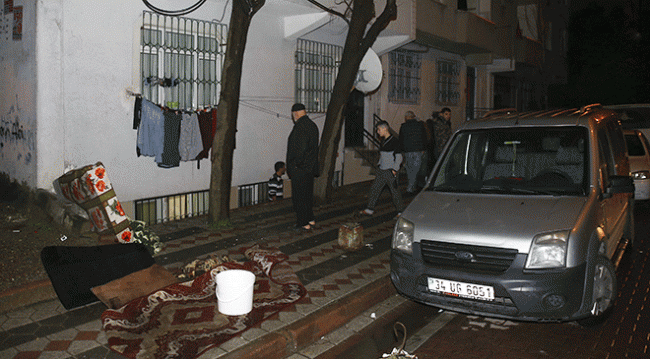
[370,47,466,137]
[235,2,329,187]
[0,0,38,187]
[1,0,416,208]
[2,0,329,205]
[51,0,229,202]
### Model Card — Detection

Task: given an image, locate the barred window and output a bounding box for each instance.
[388,50,421,104]
[436,59,460,105]
[140,11,227,110]
[294,39,342,113]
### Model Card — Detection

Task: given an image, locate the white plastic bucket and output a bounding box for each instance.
[215,269,255,316]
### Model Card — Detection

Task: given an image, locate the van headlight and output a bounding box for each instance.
[393,217,414,255]
[632,170,650,180]
[525,230,569,269]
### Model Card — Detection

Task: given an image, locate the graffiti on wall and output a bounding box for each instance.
[1,94,35,165]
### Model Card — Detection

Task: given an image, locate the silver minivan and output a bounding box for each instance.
[391,105,635,323]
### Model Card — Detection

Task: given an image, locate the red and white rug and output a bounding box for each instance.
[101,246,306,359]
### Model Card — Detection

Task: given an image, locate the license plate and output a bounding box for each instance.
[427,277,495,301]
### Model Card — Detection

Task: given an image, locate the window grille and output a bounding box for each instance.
[238,182,270,207]
[141,11,227,110]
[295,39,342,113]
[436,59,460,105]
[237,171,342,207]
[135,190,209,225]
[388,50,421,104]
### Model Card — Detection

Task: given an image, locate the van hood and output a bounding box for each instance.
[404,192,588,254]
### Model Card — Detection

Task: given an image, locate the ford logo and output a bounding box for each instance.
[455,251,475,262]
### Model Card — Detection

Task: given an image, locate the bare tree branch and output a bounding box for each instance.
[305,0,350,24]
[315,0,398,201]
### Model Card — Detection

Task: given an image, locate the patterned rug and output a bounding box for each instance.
[101,246,307,359]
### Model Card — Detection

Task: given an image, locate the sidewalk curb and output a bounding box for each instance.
[0,279,56,314]
[312,299,440,359]
[220,275,395,359]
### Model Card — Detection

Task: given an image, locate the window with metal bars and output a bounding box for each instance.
[140,11,227,110]
[388,50,421,104]
[436,59,460,105]
[135,190,209,225]
[294,39,342,113]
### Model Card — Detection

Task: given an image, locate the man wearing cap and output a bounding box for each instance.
[286,103,320,230]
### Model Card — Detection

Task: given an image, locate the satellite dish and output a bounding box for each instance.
[354,49,382,94]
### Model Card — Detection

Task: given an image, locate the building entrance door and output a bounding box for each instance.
[345,90,364,147]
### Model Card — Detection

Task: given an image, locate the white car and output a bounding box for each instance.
[624,129,650,201]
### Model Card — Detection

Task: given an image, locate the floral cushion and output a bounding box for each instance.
[58,162,132,243]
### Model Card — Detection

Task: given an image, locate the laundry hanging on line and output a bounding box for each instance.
[134,98,216,169]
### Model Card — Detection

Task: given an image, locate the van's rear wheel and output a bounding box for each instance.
[578,256,617,327]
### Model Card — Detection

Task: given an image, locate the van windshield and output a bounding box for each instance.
[427,126,589,196]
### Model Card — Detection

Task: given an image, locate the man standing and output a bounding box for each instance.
[286,103,319,230]
[399,110,427,193]
[432,107,452,161]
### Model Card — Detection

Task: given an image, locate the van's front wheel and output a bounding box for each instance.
[578,256,617,327]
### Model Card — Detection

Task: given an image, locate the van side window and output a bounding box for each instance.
[607,120,627,172]
[597,128,615,185]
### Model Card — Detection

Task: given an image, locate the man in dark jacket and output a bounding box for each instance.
[286,103,319,230]
[432,107,452,161]
[399,110,427,193]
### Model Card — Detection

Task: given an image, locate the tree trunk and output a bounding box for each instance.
[315,0,397,201]
[209,0,265,224]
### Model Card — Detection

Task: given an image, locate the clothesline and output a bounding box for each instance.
[134,97,217,169]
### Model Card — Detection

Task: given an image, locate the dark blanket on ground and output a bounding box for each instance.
[41,243,155,309]
[100,246,307,359]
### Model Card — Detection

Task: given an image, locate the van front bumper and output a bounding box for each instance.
[390,246,588,322]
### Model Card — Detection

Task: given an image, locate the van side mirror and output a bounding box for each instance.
[603,175,634,198]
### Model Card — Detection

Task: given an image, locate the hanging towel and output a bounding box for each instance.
[179,112,202,161]
[136,99,165,160]
[158,110,182,168]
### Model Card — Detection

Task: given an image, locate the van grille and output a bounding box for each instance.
[420,240,518,273]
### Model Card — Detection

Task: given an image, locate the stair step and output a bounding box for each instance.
[216,274,396,359]
[293,294,451,359]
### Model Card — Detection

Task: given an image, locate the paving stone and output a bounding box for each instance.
[0,347,18,358]
[218,335,250,352]
[5,307,36,319]
[0,182,407,359]
[14,337,49,352]
[324,325,356,345]
[1,317,33,331]
[66,340,101,355]
[240,327,267,341]
[45,328,78,341]
[298,337,335,358]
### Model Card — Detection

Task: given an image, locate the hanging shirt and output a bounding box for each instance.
[179,112,202,161]
[136,99,165,160]
[158,110,182,168]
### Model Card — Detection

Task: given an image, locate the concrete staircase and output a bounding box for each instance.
[343,147,378,185]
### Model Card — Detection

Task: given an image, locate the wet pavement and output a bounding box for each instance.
[1,181,649,359]
[0,181,411,359]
